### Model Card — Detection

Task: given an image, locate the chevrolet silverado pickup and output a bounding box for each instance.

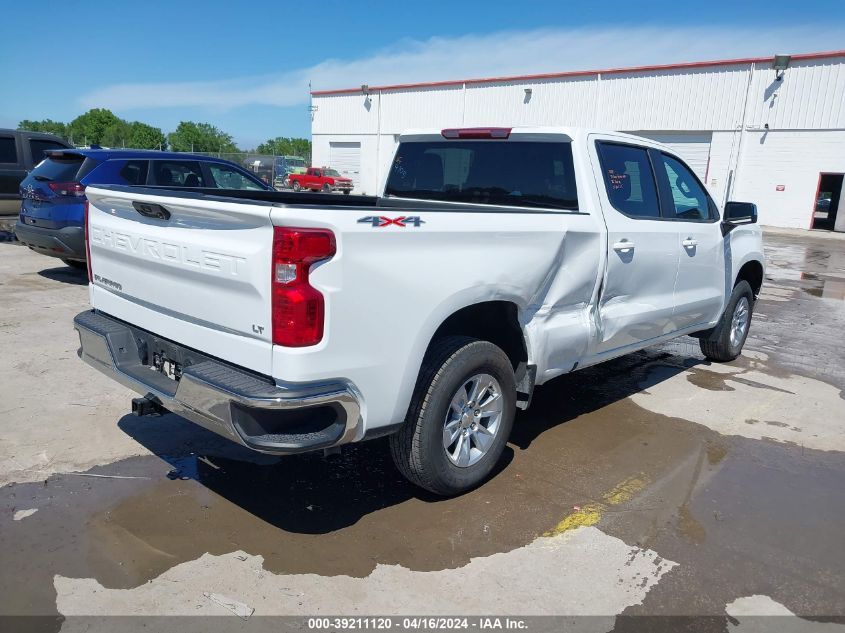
[74,127,764,495]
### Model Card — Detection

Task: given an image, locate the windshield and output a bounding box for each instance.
[384,140,578,210]
[323,169,341,177]
[287,158,306,167]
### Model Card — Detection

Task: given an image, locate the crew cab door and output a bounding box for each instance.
[590,139,680,354]
[652,151,726,329]
[306,168,321,189]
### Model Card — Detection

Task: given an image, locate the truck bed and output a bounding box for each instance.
[93,184,379,207]
[90,184,586,215]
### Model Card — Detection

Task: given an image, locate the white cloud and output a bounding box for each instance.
[79,25,845,111]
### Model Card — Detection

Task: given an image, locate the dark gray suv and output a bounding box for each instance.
[0,129,72,215]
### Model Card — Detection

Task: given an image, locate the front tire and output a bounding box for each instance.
[390,336,516,496]
[699,280,755,362]
[322,184,331,193]
[292,181,301,192]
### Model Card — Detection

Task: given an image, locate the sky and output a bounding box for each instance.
[2,0,844,149]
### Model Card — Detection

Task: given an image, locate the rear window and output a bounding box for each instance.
[31,155,99,182]
[384,140,578,210]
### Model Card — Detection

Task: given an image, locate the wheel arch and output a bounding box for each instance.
[417,300,534,410]
[735,258,764,298]
[427,300,528,370]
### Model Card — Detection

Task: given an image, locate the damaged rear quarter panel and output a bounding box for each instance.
[270,205,604,431]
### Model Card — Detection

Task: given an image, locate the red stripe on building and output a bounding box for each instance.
[311,49,845,96]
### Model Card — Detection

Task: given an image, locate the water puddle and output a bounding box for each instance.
[3,344,845,623]
[801,280,845,301]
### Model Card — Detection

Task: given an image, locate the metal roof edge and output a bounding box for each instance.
[310,49,845,96]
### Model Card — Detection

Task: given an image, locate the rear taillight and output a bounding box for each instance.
[271,227,336,347]
[441,127,512,139]
[48,181,86,197]
[84,200,92,282]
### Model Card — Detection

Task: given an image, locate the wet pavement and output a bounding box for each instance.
[0,217,18,243]
[1,230,844,631]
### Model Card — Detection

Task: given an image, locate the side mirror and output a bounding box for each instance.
[723,201,757,233]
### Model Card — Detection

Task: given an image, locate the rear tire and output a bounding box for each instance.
[699,280,754,362]
[62,259,86,271]
[390,336,516,496]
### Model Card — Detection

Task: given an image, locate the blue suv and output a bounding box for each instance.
[15,149,271,268]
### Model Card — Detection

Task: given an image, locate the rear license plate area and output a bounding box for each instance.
[151,352,182,381]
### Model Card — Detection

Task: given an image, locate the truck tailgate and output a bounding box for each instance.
[85,186,275,375]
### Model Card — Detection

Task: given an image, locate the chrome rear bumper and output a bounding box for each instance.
[73,310,362,454]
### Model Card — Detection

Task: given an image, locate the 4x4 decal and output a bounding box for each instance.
[358,216,425,228]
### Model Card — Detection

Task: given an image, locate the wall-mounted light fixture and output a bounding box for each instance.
[523,87,533,104]
[361,84,370,95]
[772,54,791,81]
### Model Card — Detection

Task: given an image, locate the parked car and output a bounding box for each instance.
[15,149,271,268]
[273,155,307,188]
[0,129,72,215]
[74,127,763,495]
[287,167,353,194]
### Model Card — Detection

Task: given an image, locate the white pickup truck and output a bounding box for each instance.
[74,127,764,495]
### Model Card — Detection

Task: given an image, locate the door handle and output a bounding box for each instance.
[682,238,698,248]
[612,241,635,252]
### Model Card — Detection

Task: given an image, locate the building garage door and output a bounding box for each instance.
[629,132,712,180]
[329,142,361,190]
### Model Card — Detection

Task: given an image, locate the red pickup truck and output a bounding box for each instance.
[287,167,353,194]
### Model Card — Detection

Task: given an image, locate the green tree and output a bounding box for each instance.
[68,108,122,146]
[167,121,239,153]
[101,120,131,148]
[17,119,68,139]
[256,137,311,162]
[101,120,166,149]
[127,121,166,150]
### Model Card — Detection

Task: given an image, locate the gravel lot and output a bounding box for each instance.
[1,226,844,632]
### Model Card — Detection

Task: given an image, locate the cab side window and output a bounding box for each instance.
[658,153,713,221]
[0,137,17,164]
[119,160,149,185]
[597,143,660,219]
[150,161,205,187]
[207,163,263,190]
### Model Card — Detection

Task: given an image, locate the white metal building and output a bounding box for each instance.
[311,50,845,231]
